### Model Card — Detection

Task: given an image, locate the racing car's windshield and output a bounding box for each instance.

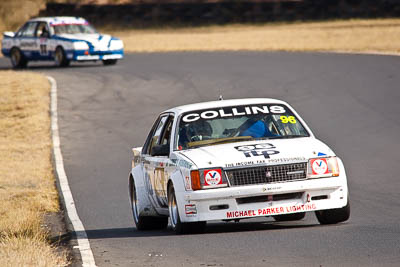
[176,104,310,150]
[52,24,97,35]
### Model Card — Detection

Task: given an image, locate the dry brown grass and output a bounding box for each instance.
[111,18,400,55]
[0,0,129,33]
[1,0,399,55]
[0,235,67,267]
[0,71,68,266]
[0,0,47,33]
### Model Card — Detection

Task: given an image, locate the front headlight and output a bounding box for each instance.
[109,39,123,50]
[191,168,228,190]
[73,41,89,50]
[307,157,339,178]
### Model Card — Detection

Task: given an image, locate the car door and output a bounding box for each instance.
[34,22,51,60]
[141,114,170,210]
[152,115,174,208]
[14,22,38,59]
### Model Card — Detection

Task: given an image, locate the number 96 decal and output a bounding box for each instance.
[280,116,296,124]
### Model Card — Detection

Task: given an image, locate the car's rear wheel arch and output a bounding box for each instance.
[130,173,168,230]
[129,174,140,225]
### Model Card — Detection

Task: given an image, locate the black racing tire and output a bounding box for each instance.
[168,185,206,234]
[102,59,117,66]
[55,46,70,67]
[130,177,168,230]
[315,198,350,225]
[10,47,28,68]
[273,212,306,222]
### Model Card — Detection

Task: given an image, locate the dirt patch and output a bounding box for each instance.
[43,211,73,265]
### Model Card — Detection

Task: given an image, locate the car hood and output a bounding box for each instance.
[57,33,114,50]
[177,138,335,169]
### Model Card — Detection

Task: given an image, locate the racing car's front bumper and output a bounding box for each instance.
[67,49,124,61]
[176,175,348,222]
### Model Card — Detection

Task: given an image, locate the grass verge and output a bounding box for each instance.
[0,71,68,266]
[0,0,47,33]
[110,18,400,54]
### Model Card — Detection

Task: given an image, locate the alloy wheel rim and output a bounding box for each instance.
[11,51,19,66]
[169,191,178,227]
[55,49,62,65]
[131,184,139,223]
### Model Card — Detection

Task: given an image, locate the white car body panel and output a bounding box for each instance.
[177,138,334,169]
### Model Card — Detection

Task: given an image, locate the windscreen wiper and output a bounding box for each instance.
[187,136,254,149]
[267,135,306,139]
[211,136,254,145]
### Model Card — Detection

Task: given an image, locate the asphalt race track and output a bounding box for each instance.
[1,52,400,266]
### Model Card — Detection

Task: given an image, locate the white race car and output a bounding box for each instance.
[129,98,350,234]
[1,16,123,68]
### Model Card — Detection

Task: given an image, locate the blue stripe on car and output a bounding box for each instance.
[108,37,120,48]
[51,35,93,49]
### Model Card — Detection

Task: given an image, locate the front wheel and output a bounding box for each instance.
[102,59,117,66]
[168,185,206,234]
[55,47,70,67]
[10,48,28,68]
[315,199,350,224]
[130,178,168,230]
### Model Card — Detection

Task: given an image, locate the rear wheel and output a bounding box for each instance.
[130,178,168,230]
[102,59,117,66]
[55,47,70,67]
[315,198,350,224]
[10,48,27,68]
[273,212,306,222]
[168,185,206,234]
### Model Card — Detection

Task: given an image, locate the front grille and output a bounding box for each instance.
[226,163,307,186]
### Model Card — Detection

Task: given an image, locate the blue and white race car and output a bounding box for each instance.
[1,16,124,68]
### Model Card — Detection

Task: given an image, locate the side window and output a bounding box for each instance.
[35,22,50,38]
[148,116,169,155]
[142,115,168,155]
[159,116,174,146]
[15,24,28,37]
[17,22,38,37]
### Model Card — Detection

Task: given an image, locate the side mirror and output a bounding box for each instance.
[151,144,170,157]
[3,31,15,38]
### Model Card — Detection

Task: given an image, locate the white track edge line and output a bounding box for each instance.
[48,76,97,267]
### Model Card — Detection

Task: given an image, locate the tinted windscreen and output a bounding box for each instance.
[52,24,97,34]
[176,104,309,150]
